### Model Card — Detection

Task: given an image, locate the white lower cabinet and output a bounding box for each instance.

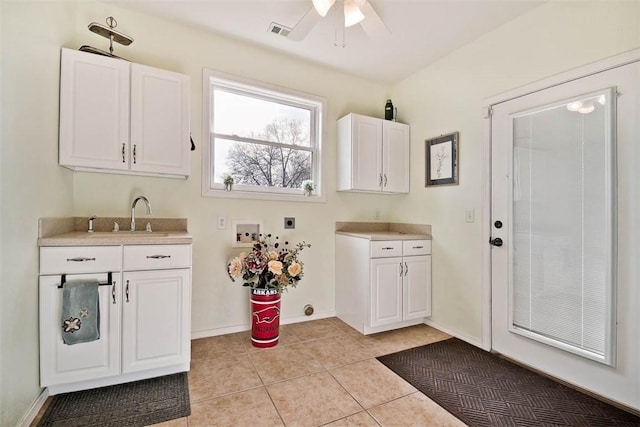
[121,268,191,373]
[39,272,121,387]
[336,236,431,335]
[39,244,191,394]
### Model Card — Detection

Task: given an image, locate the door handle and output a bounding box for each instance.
[489,237,503,247]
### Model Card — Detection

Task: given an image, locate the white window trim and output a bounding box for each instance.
[201,69,326,202]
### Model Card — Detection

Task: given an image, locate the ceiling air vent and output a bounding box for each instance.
[268,22,292,37]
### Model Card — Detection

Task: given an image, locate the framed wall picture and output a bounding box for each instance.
[232,220,263,247]
[425,132,459,186]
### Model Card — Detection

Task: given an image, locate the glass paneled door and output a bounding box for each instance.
[490,60,639,410]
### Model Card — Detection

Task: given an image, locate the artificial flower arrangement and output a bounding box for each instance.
[227,233,311,293]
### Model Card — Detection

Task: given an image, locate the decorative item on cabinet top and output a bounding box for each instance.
[79,16,133,59]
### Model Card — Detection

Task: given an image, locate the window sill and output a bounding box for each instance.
[202,187,326,203]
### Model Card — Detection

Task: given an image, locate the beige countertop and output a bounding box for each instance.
[38,217,192,246]
[335,221,431,241]
[335,230,431,241]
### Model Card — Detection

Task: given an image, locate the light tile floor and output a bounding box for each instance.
[158,317,467,427]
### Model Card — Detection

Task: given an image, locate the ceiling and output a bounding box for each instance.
[107,0,543,84]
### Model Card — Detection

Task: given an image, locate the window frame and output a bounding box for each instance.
[202,69,326,202]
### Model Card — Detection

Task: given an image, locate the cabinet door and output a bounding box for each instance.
[370,257,403,327]
[130,64,190,176]
[59,48,130,170]
[39,273,121,387]
[403,255,431,320]
[382,121,410,193]
[121,269,191,373]
[352,114,383,192]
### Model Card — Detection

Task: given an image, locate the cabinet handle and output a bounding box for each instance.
[381,247,394,250]
[112,281,116,304]
[146,254,171,259]
[384,174,388,187]
[379,173,383,187]
[125,280,130,303]
[412,246,424,249]
[66,257,96,262]
[405,262,408,276]
[122,143,126,163]
[399,262,403,276]
[133,145,137,164]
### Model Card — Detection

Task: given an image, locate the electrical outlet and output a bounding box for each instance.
[217,216,226,230]
[465,208,475,223]
[284,217,295,229]
[374,209,381,220]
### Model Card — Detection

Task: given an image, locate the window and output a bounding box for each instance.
[202,70,325,201]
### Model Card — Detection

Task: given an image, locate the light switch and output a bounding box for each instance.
[217,216,226,229]
[465,208,475,223]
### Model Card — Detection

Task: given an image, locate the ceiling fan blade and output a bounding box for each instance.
[288,7,323,41]
[359,1,391,40]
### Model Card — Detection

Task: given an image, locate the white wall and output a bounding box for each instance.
[0,2,76,425]
[390,1,640,343]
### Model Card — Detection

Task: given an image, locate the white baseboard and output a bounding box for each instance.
[191,311,336,340]
[18,388,49,427]
[424,319,486,349]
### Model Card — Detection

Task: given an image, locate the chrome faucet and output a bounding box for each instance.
[130,196,152,231]
[88,215,97,233]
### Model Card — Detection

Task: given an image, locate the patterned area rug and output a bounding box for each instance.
[377,338,639,427]
[37,372,190,426]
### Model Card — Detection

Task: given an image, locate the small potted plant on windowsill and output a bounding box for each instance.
[222,174,234,191]
[302,180,314,196]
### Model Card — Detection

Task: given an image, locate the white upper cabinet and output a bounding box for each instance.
[337,113,410,193]
[130,64,190,176]
[382,120,410,193]
[59,50,130,171]
[59,48,190,178]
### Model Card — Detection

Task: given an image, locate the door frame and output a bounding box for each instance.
[480,48,640,351]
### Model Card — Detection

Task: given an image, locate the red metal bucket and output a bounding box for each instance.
[250,289,281,348]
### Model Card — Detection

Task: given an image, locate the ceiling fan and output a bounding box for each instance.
[288,0,390,41]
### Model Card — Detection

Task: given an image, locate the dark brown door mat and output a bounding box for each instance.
[37,372,190,426]
[377,338,639,427]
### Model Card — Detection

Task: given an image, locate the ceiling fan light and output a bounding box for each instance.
[344,2,365,27]
[312,0,336,17]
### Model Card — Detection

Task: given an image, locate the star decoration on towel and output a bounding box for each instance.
[62,317,82,333]
[79,308,89,318]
